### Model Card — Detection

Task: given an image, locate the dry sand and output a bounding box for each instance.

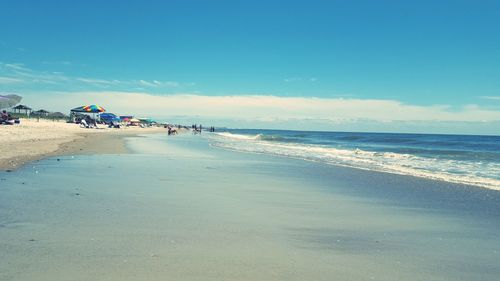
[0,119,166,170]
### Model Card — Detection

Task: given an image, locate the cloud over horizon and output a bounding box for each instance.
[2,62,499,135]
[21,91,500,135]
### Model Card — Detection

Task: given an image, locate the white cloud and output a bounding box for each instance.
[2,63,29,71]
[3,62,498,134]
[0,62,189,90]
[22,91,500,122]
[1,62,70,83]
[41,60,72,66]
[0,76,23,84]
[162,81,181,87]
[76,78,118,85]
[481,96,500,100]
[284,77,318,83]
[139,79,156,87]
[139,80,180,87]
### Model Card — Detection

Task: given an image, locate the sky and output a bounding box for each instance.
[0,0,499,134]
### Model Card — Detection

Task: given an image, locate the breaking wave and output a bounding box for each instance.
[210,132,500,190]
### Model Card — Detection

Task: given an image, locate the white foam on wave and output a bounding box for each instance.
[209,133,500,191]
[215,132,262,140]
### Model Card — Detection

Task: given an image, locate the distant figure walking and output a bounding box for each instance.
[192,124,202,134]
[168,126,177,135]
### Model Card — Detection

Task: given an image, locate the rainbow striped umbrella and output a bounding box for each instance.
[82,105,105,113]
[70,105,106,113]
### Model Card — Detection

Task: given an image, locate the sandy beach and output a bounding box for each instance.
[0,119,165,170]
[1,133,498,281]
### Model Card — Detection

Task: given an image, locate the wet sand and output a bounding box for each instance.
[0,119,165,170]
[0,133,498,280]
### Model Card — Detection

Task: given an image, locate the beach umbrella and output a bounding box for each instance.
[83,105,106,113]
[120,116,133,122]
[98,113,120,124]
[138,117,156,124]
[70,106,88,113]
[70,105,106,113]
[0,94,22,109]
[70,105,106,120]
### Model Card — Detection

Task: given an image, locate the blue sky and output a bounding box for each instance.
[0,0,499,134]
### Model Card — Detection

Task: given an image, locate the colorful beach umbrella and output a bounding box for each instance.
[70,105,106,113]
[82,105,106,113]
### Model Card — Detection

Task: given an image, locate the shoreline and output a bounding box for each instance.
[1,132,499,280]
[0,119,166,171]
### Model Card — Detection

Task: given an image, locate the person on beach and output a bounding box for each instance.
[80,118,89,128]
[109,120,120,128]
[1,110,9,121]
[84,116,93,128]
[88,116,97,128]
[167,126,177,135]
[1,110,15,125]
[80,115,97,129]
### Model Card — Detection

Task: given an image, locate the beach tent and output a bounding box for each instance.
[98,113,120,124]
[0,94,22,109]
[99,113,118,119]
[138,117,156,124]
[120,116,133,122]
[129,118,141,126]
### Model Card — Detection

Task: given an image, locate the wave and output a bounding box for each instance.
[209,132,500,191]
[215,132,262,140]
[216,132,292,142]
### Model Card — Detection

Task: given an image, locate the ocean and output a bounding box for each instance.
[1,133,499,280]
[209,129,500,190]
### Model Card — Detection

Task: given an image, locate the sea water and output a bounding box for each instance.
[0,133,499,281]
[209,130,500,190]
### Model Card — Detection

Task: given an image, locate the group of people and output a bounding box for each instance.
[1,110,18,125]
[79,115,98,128]
[166,124,217,136]
[77,114,122,129]
[190,124,216,134]
[167,125,178,135]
